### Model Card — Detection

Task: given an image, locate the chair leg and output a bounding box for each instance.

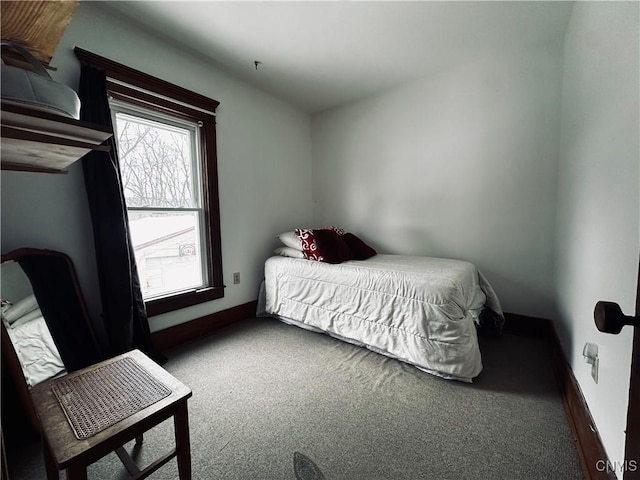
[115,446,141,476]
[42,439,59,480]
[174,401,191,480]
[66,466,88,480]
[135,434,143,445]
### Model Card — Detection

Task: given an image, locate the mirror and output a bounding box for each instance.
[1,248,103,433]
[1,259,66,387]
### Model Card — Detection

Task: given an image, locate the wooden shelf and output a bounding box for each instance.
[1,102,112,173]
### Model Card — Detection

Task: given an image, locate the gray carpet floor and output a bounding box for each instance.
[7,317,584,479]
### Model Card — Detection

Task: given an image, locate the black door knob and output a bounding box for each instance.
[594,301,640,334]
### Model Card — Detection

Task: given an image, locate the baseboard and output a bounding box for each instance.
[151,300,258,352]
[503,312,615,480]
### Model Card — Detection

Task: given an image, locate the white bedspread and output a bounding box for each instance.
[6,312,66,387]
[262,254,503,381]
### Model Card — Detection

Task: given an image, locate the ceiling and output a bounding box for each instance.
[98,1,574,114]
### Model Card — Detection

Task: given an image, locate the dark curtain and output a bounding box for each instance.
[77,64,166,365]
[18,254,104,372]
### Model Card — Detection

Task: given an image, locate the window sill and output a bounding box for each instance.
[146,286,225,317]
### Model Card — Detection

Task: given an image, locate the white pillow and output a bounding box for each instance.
[2,294,39,325]
[9,307,43,329]
[274,247,305,259]
[277,231,303,250]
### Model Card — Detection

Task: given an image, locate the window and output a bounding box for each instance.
[110,102,206,300]
[75,47,224,317]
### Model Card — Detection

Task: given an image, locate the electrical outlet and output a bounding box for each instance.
[591,357,599,384]
[233,272,240,285]
[583,342,599,384]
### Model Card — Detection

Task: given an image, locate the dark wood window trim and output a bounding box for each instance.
[74,48,220,112]
[74,48,224,317]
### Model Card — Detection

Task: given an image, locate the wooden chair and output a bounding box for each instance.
[30,349,192,480]
[1,249,191,478]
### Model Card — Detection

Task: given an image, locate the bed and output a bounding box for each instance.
[258,254,504,382]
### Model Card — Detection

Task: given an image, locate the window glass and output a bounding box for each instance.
[127,211,204,298]
[115,112,197,209]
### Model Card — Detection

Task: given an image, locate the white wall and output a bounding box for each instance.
[2,0,637,468]
[0,2,314,333]
[312,45,565,318]
[555,2,639,475]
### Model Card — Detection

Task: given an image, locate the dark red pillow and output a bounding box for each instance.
[295,228,321,260]
[313,229,354,264]
[295,226,345,261]
[342,233,376,260]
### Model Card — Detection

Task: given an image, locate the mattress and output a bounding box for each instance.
[260,254,504,381]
